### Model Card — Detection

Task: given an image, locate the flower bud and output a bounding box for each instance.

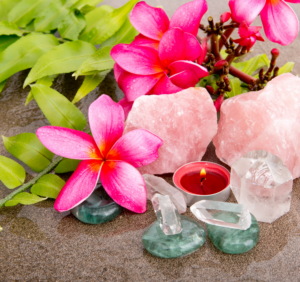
[271,48,280,58]
[220,12,231,23]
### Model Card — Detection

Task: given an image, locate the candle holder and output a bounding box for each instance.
[173,161,231,206]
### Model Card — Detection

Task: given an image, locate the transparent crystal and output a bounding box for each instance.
[231,150,293,223]
[151,194,182,235]
[190,200,251,230]
[143,174,187,214]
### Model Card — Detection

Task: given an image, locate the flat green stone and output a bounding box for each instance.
[143,215,206,258]
[71,184,123,224]
[207,212,260,254]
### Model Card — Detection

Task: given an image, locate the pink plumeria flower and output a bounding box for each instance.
[229,0,299,46]
[36,95,163,213]
[233,22,265,52]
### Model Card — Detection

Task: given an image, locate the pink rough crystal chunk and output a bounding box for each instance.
[214,73,300,179]
[124,87,218,175]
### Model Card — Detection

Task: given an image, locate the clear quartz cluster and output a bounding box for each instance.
[151,194,182,235]
[231,150,293,223]
[191,200,251,230]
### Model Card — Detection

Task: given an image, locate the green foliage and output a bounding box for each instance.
[30,84,87,130]
[0,0,21,21]
[2,133,54,172]
[232,54,269,76]
[31,174,65,199]
[226,77,243,98]
[278,62,295,75]
[0,21,23,36]
[0,35,19,53]
[0,80,7,93]
[5,192,46,207]
[55,158,80,173]
[0,156,26,189]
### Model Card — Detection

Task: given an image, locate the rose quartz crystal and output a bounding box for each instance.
[214,73,300,179]
[124,87,218,175]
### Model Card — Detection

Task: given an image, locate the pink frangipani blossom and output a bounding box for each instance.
[36,95,163,213]
[229,0,299,46]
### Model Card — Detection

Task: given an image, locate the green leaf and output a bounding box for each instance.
[0,35,19,53]
[7,0,52,28]
[30,84,87,130]
[58,9,86,40]
[101,17,138,47]
[0,0,21,21]
[75,45,114,77]
[31,174,65,199]
[72,0,103,10]
[0,80,7,93]
[34,0,78,32]
[72,70,110,103]
[5,192,46,207]
[79,5,114,40]
[55,158,80,173]
[24,40,96,86]
[0,33,59,84]
[227,77,243,98]
[25,75,58,106]
[0,156,26,189]
[2,133,54,172]
[278,62,295,75]
[80,0,138,44]
[0,21,22,36]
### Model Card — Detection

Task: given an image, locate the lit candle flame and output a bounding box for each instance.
[200,168,206,177]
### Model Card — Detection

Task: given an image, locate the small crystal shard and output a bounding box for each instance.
[124,87,218,174]
[151,193,182,235]
[231,150,293,223]
[190,200,251,230]
[143,174,187,214]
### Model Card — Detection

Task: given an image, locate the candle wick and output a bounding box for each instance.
[200,177,206,183]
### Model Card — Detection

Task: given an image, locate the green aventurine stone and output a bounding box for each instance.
[207,212,260,254]
[143,215,206,258]
[71,184,123,224]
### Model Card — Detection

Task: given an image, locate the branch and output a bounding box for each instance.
[229,66,256,84]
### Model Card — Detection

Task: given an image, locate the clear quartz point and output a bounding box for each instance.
[151,193,183,235]
[190,200,252,230]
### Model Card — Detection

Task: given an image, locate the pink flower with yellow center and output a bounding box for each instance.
[37,95,163,213]
[229,0,299,45]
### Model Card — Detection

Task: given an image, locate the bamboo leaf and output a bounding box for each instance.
[79,5,114,40]
[2,133,54,172]
[0,0,21,21]
[0,156,26,189]
[278,62,295,75]
[30,84,87,130]
[75,46,114,77]
[0,35,19,53]
[31,174,65,199]
[85,0,138,44]
[0,21,22,36]
[0,33,59,84]
[24,40,96,86]
[72,70,110,103]
[55,158,80,173]
[25,75,58,106]
[8,0,52,28]
[5,192,46,207]
[58,9,86,41]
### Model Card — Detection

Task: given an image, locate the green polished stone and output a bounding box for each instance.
[71,184,123,224]
[207,212,260,254]
[143,215,206,258]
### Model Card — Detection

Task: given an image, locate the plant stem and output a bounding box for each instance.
[219,27,235,50]
[0,156,63,208]
[229,66,256,84]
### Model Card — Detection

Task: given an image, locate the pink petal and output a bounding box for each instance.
[129,1,170,40]
[169,70,199,88]
[248,26,262,36]
[261,0,299,45]
[197,37,208,65]
[111,44,164,75]
[256,31,265,42]
[118,72,163,102]
[118,98,134,120]
[114,63,124,83]
[248,36,257,51]
[238,22,250,38]
[233,37,250,46]
[100,161,147,213]
[158,28,185,67]
[214,95,224,113]
[36,126,101,160]
[184,33,202,61]
[107,129,163,167]
[131,34,159,50]
[54,160,102,212]
[285,0,300,2]
[152,73,183,94]
[169,60,209,79]
[220,12,231,23]
[170,0,208,36]
[89,95,124,157]
[229,0,266,25]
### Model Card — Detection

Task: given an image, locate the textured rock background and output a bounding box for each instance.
[1,1,300,281]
